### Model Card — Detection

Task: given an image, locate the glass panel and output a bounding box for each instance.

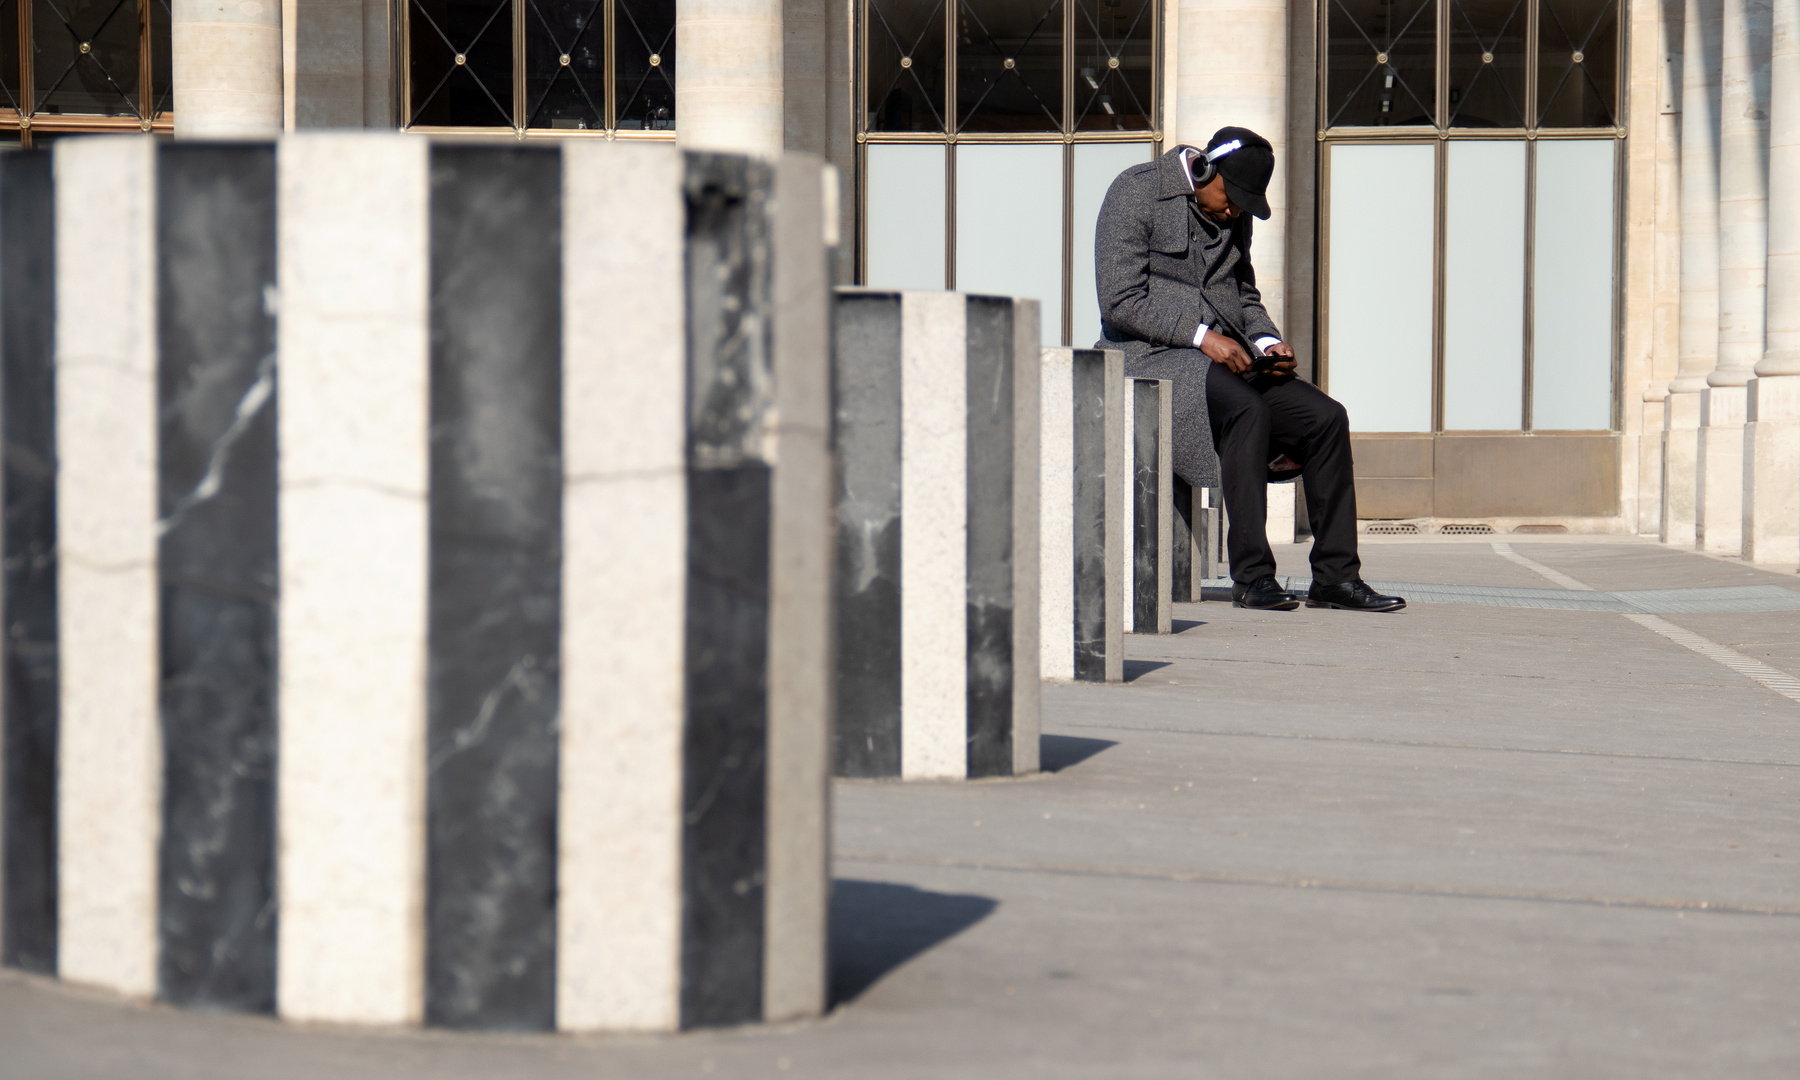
[524,0,605,129]
[956,143,1063,343]
[1446,0,1527,126]
[1072,141,1152,346]
[615,0,674,130]
[1536,0,1616,127]
[867,0,946,133]
[149,0,169,117]
[1531,139,1614,429]
[1443,141,1525,429]
[867,143,947,291]
[409,0,514,127]
[33,0,142,116]
[1073,0,1153,131]
[1326,0,1436,127]
[0,0,20,112]
[1326,143,1436,431]
[957,0,1063,133]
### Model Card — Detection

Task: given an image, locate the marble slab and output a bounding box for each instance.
[1071,350,1123,683]
[1129,379,1172,635]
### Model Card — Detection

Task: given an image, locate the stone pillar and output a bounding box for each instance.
[1743,0,1800,561]
[1663,0,1723,546]
[1697,0,1772,552]
[1643,0,1685,534]
[677,0,784,155]
[1176,0,1288,327]
[1128,378,1173,636]
[172,0,284,136]
[1039,347,1125,684]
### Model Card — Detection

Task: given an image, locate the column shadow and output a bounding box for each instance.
[829,880,999,1006]
[1039,733,1117,772]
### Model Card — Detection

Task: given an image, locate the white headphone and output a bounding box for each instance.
[1191,139,1243,186]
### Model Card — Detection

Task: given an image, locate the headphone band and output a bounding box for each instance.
[1206,139,1243,162]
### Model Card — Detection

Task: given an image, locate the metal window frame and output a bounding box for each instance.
[2,0,173,145]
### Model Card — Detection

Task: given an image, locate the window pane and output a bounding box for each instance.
[33,0,142,116]
[524,0,605,130]
[1531,139,1614,429]
[1536,0,1616,127]
[1443,140,1525,429]
[149,0,169,118]
[1073,0,1153,132]
[1326,0,1436,127]
[867,0,946,133]
[1447,0,1527,126]
[957,0,1063,133]
[866,143,947,291]
[956,143,1063,343]
[1072,141,1152,346]
[1326,143,1435,432]
[614,0,674,130]
[409,0,515,127]
[0,0,20,112]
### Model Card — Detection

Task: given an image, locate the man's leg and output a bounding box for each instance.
[1259,377,1361,586]
[1204,369,1276,584]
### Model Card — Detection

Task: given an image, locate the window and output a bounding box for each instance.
[0,0,173,145]
[405,0,675,134]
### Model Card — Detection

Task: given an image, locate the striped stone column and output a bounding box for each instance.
[1128,378,1173,636]
[830,290,1041,779]
[1171,478,1219,602]
[3,134,831,1033]
[1039,348,1124,684]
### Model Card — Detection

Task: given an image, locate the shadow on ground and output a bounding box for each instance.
[1172,618,1207,633]
[1039,733,1117,772]
[829,881,998,1006]
[1123,659,1172,682]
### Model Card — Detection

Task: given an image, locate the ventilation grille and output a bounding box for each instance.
[1365,522,1420,535]
[1514,524,1568,534]
[1439,523,1495,536]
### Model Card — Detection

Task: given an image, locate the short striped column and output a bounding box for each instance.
[1126,378,1173,635]
[2,134,831,1034]
[1171,478,1220,602]
[1038,347,1124,683]
[831,290,1041,779]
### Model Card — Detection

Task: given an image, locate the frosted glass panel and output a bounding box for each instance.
[867,143,947,291]
[955,143,1064,346]
[1072,142,1154,349]
[1326,143,1436,432]
[1443,141,1526,430]
[1532,140,1615,430]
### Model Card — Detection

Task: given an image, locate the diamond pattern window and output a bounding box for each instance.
[0,0,171,144]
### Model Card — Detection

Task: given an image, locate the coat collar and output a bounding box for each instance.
[1157,144,1201,200]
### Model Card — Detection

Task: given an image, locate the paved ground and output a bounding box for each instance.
[8,536,1800,1078]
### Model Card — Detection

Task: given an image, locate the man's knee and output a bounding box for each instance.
[1317,393,1349,434]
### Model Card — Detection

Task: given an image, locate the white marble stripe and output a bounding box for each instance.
[275,134,430,1025]
[1009,301,1042,775]
[1037,348,1075,680]
[557,140,686,1032]
[53,136,161,1000]
[900,293,969,780]
[1119,379,1137,635]
[1155,379,1173,634]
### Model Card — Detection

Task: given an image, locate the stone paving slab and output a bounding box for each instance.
[1200,577,1800,613]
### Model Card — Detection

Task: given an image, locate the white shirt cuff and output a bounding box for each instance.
[1192,322,1210,347]
[1254,335,1282,351]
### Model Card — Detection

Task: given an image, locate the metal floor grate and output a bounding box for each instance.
[1438,523,1495,535]
[1196,579,1800,615]
[1363,522,1420,535]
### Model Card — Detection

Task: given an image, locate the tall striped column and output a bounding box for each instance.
[831,290,1041,779]
[12,134,831,1034]
[1039,348,1124,683]
[1127,378,1173,636]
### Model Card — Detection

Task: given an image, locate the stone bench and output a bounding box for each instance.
[0,135,831,1033]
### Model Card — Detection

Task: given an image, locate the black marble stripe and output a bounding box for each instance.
[425,145,562,1032]
[1071,351,1110,681]
[829,292,902,778]
[154,144,279,1012]
[679,153,776,1028]
[0,151,56,975]
[1172,477,1194,603]
[964,296,1015,778]
[1131,380,1159,631]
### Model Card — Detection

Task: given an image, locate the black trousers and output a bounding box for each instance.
[1205,370,1361,587]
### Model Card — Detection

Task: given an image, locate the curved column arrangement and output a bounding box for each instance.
[171,0,284,136]
[1,135,832,1034]
[1175,0,1288,328]
[829,290,1042,781]
[1663,0,1723,545]
[1743,0,1800,561]
[676,0,784,155]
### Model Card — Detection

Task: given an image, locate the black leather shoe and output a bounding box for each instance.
[1306,580,1406,612]
[1231,576,1300,611]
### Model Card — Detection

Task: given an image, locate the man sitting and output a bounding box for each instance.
[1094,126,1404,612]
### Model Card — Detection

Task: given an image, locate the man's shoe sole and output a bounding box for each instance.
[1305,597,1406,612]
[1233,597,1301,611]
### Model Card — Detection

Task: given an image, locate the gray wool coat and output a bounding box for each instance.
[1093,144,1283,488]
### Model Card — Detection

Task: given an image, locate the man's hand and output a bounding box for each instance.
[1199,329,1253,373]
[1264,339,1298,378]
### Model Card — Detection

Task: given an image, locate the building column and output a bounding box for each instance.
[676,0,784,155]
[1663,0,1722,546]
[1743,0,1800,562]
[171,0,284,137]
[1643,0,1685,534]
[1176,0,1289,328]
[1696,0,1772,553]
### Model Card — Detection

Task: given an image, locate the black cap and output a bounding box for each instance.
[1200,126,1274,220]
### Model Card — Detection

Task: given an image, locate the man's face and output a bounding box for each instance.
[1194,173,1242,222]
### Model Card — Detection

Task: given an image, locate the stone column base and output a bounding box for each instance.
[1662,390,1702,545]
[1698,386,1748,553]
[1743,375,1800,563]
